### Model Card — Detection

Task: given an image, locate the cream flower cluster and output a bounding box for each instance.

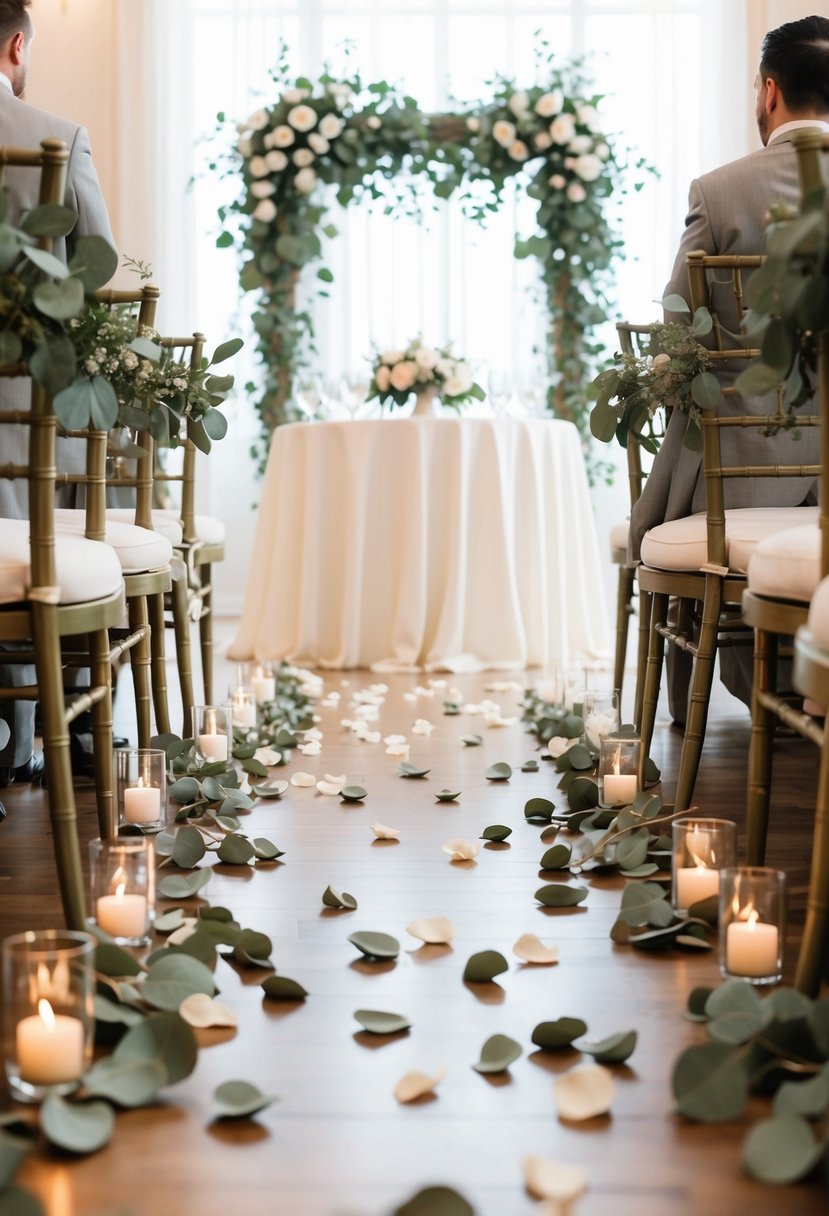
[370,338,478,405]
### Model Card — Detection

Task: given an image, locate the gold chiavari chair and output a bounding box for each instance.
[636,251,821,811]
[0,139,124,927]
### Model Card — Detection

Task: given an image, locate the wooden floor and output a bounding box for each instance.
[0,632,825,1216]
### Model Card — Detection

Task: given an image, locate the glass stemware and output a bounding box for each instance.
[294,376,322,421]
[340,370,369,420]
[487,369,512,417]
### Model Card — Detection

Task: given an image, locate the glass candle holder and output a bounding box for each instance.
[599,737,640,806]
[582,690,619,750]
[228,687,257,730]
[115,748,166,832]
[719,867,785,985]
[192,704,231,764]
[2,929,95,1102]
[672,817,737,913]
[237,662,276,706]
[89,837,155,947]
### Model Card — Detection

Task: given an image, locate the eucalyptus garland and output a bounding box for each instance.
[215,42,653,473]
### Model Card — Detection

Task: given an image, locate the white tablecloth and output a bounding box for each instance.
[229,416,610,671]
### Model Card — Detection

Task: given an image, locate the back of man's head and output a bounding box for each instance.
[0,0,31,49]
[760,16,829,114]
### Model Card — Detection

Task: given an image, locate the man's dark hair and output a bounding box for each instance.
[0,0,31,49]
[760,16,829,113]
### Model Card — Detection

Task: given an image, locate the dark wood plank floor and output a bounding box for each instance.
[0,635,824,1216]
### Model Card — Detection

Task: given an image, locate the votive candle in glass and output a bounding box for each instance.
[89,837,154,946]
[672,817,737,913]
[719,867,785,985]
[229,687,257,730]
[115,748,166,832]
[599,737,640,806]
[582,689,619,751]
[192,704,231,763]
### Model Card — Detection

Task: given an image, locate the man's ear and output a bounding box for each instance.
[8,30,25,66]
[763,75,780,114]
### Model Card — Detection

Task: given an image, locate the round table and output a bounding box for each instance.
[230,416,610,671]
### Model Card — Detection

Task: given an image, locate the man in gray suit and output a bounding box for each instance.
[629,14,829,719]
[0,0,115,792]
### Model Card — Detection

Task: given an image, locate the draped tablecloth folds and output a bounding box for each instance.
[229,416,610,672]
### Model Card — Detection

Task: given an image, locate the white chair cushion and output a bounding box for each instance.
[53,509,173,574]
[105,508,183,546]
[807,577,829,650]
[153,508,226,546]
[609,518,629,554]
[0,519,123,606]
[641,506,820,574]
[747,524,820,603]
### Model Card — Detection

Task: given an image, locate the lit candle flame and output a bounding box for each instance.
[38,998,56,1030]
[612,747,621,777]
[110,865,128,898]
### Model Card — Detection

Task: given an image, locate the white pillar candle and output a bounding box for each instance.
[602,773,637,806]
[96,892,148,939]
[123,779,161,824]
[251,675,276,705]
[726,918,779,978]
[675,864,720,909]
[231,695,256,729]
[198,732,228,762]
[16,999,85,1085]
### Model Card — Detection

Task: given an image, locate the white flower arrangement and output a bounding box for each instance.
[367,338,485,411]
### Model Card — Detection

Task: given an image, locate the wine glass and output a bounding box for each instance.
[518,375,547,418]
[340,370,369,420]
[294,376,322,421]
[487,369,512,417]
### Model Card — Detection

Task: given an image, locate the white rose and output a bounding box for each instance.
[651,353,672,372]
[253,198,277,223]
[236,135,253,157]
[550,113,576,144]
[445,363,472,394]
[282,87,309,105]
[566,181,587,203]
[248,155,269,178]
[569,134,592,153]
[245,107,269,130]
[374,365,391,392]
[534,131,552,151]
[507,90,530,118]
[251,179,276,198]
[319,113,345,139]
[564,157,576,169]
[435,358,455,379]
[265,149,288,171]
[414,346,439,370]
[574,153,602,182]
[381,349,405,366]
[389,360,418,392]
[492,119,517,147]
[327,82,353,106]
[293,147,315,167]
[508,139,529,162]
[287,104,317,132]
[535,89,563,118]
[576,103,600,130]
[272,124,295,148]
[308,132,329,155]
[466,116,481,133]
[548,173,566,189]
[366,115,382,130]
[294,166,317,194]
[595,141,610,160]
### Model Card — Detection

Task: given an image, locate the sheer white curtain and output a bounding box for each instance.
[130,0,750,613]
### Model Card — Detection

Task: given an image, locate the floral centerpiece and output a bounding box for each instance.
[367,338,484,413]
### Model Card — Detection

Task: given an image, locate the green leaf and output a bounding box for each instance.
[672,1043,749,1121]
[216,834,255,865]
[141,953,217,1011]
[689,306,713,336]
[261,975,308,1001]
[172,825,207,868]
[169,776,201,804]
[95,941,144,977]
[393,1186,474,1216]
[40,1095,115,1155]
[521,760,539,773]
[686,986,713,1021]
[0,1128,31,1191]
[211,1080,277,1120]
[565,743,593,771]
[92,994,143,1027]
[22,245,68,278]
[461,734,483,746]
[742,1114,824,1184]
[435,788,461,802]
[348,931,399,960]
[82,1057,167,1107]
[773,1067,829,1119]
[690,371,721,410]
[708,1009,765,1046]
[0,1187,44,1216]
[322,885,357,910]
[202,409,227,441]
[398,762,430,778]
[485,762,512,781]
[619,881,672,927]
[734,361,781,396]
[53,375,118,430]
[0,330,21,364]
[567,776,600,812]
[29,333,77,394]
[590,400,618,442]
[524,797,557,823]
[33,276,85,320]
[353,1009,411,1035]
[232,928,273,967]
[252,780,289,799]
[462,950,509,983]
[577,1029,637,1063]
[531,1017,588,1049]
[704,979,764,1020]
[21,202,77,238]
[67,234,118,291]
[535,884,588,908]
[480,824,512,842]
[340,785,367,802]
[157,868,212,899]
[661,293,691,314]
[472,1033,522,1074]
[252,837,284,861]
[540,843,572,870]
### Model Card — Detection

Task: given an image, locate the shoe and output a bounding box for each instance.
[69,732,130,778]
[0,751,46,788]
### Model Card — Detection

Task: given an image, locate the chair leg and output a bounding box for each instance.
[90,627,115,839]
[31,602,86,930]
[127,595,153,750]
[673,574,722,813]
[746,627,777,865]
[148,591,171,737]
[795,727,829,996]
[171,572,195,737]
[633,586,651,732]
[637,590,668,786]
[198,561,214,705]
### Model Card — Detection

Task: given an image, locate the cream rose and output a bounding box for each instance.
[548,173,566,189]
[248,155,269,178]
[507,90,530,118]
[389,361,418,392]
[319,113,345,139]
[651,353,672,372]
[265,149,288,171]
[566,181,587,203]
[574,153,602,182]
[444,363,473,396]
[595,141,610,160]
[287,104,317,132]
[569,134,592,154]
[253,198,277,223]
[272,125,295,148]
[236,135,253,158]
[308,133,329,154]
[550,113,576,144]
[535,89,563,118]
[435,358,455,379]
[576,103,600,130]
[492,119,517,148]
[466,116,481,133]
[375,365,391,392]
[294,166,317,194]
[508,139,529,162]
[534,131,552,151]
[381,349,405,366]
[251,179,276,198]
[282,87,309,105]
[414,346,440,370]
[366,115,382,130]
[292,148,315,167]
[245,107,269,131]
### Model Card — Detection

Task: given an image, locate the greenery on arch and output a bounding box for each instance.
[215,42,653,472]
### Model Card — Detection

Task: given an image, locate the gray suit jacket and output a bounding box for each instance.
[0,86,114,518]
[629,132,821,561]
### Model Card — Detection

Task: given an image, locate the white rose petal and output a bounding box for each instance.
[507,90,530,118]
[414,346,440,370]
[385,743,410,758]
[290,771,316,788]
[307,132,330,155]
[179,993,239,1029]
[282,87,309,105]
[369,683,388,695]
[248,155,269,178]
[319,113,345,140]
[434,360,455,381]
[245,107,269,131]
[251,180,276,198]
[383,734,407,745]
[236,136,253,157]
[294,167,317,194]
[508,139,529,162]
[253,198,277,223]
[535,89,563,118]
[411,719,434,736]
[316,780,342,796]
[372,821,400,840]
[567,181,587,203]
[574,153,602,182]
[394,1068,447,1104]
[287,104,317,132]
[513,933,560,965]
[253,746,282,766]
[442,838,480,861]
[485,680,522,693]
[361,730,381,744]
[550,113,576,144]
[403,692,418,703]
[292,147,315,167]
[167,919,199,946]
[492,119,517,148]
[406,916,455,944]
[265,149,288,172]
[272,124,295,148]
[522,1156,588,1204]
[299,740,321,756]
[466,116,481,133]
[576,102,600,130]
[569,134,593,154]
[548,173,566,190]
[547,736,578,759]
[554,1064,615,1121]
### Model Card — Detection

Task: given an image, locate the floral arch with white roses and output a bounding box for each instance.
[217,43,650,472]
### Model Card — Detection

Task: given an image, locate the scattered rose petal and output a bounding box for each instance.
[299,740,321,756]
[166,918,198,946]
[304,728,324,741]
[324,773,347,786]
[369,683,389,695]
[403,692,418,703]
[385,743,410,758]
[383,734,407,745]
[316,780,342,796]
[485,680,522,692]
[340,718,355,729]
[358,730,381,744]
[253,746,282,766]
[428,679,447,690]
[179,992,239,1029]
[238,775,252,795]
[442,838,480,861]
[547,736,579,759]
[411,719,435,735]
[355,706,380,721]
[371,822,400,840]
[513,933,560,965]
[290,771,316,788]
[406,917,455,944]
[554,1064,615,1121]
[522,1156,588,1204]
[484,711,518,727]
[413,685,434,697]
[394,1068,447,1103]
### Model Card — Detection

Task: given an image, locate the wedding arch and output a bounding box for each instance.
[217,43,649,471]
